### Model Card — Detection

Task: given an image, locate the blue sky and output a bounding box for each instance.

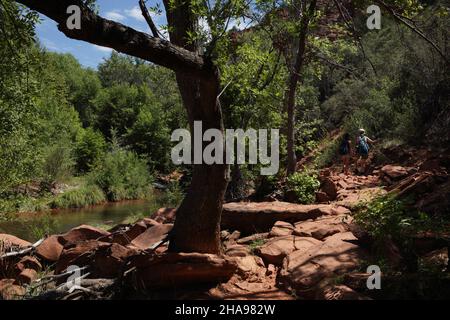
[36,0,166,69]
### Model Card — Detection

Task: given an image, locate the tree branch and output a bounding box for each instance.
[332,0,377,75]
[138,0,160,38]
[16,0,211,77]
[374,0,448,65]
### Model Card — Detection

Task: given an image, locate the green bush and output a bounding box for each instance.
[286,171,320,204]
[354,195,442,266]
[158,181,184,207]
[88,144,153,201]
[50,184,106,209]
[75,127,107,173]
[40,141,75,186]
[314,138,340,169]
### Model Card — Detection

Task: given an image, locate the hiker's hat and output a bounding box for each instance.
[359,128,365,134]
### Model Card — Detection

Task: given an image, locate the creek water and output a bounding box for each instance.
[0,196,168,242]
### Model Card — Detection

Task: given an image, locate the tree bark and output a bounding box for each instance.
[168,72,229,253]
[284,0,317,175]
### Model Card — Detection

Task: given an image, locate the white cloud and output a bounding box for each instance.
[93,44,113,53]
[227,18,252,31]
[105,11,126,21]
[125,6,145,22]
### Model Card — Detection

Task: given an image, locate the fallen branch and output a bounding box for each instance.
[0,238,44,259]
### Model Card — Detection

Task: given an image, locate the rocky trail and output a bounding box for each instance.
[1,145,449,300]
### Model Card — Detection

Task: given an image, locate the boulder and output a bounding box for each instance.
[0,279,25,300]
[269,221,294,237]
[55,240,111,274]
[381,165,409,180]
[36,235,64,262]
[279,232,365,296]
[293,215,352,240]
[89,243,137,278]
[16,268,38,284]
[151,208,176,224]
[232,255,266,276]
[104,221,148,246]
[315,191,330,203]
[225,244,250,257]
[58,225,110,246]
[331,206,351,216]
[337,180,349,190]
[140,218,161,228]
[227,230,241,241]
[256,235,322,266]
[320,177,338,200]
[0,234,31,250]
[222,202,335,234]
[128,252,237,289]
[15,256,42,273]
[130,224,173,250]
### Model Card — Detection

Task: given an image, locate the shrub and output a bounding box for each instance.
[88,144,153,201]
[50,184,106,209]
[158,181,184,207]
[286,170,320,204]
[75,127,107,173]
[41,142,74,185]
[354,196,429,245]
[353,195,442,269]
[314,138,340,169]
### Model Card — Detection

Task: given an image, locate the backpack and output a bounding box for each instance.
[338,139,349,155]
[357,135,369,155]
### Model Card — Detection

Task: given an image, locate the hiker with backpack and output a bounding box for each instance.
[338,133,353,175]
[355,128,376,174]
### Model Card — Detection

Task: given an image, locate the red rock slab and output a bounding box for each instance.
[269,221,294,238]
[293,215,353,240]
[256,235,322,266]
[57,225,110,246]
[279,232,366,296]
[130,224,173,250]
[36,235,64,262]
[151,208,176,224]
[0,279,25,300]
[381,165,410,179]
[15,256,42,273]
[0,234,31,249]
[221,201,337,234]
[16,268,38,285]
[55,240,111,274]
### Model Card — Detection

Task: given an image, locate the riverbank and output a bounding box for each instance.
[0,176,178,221]
[0,199,165,242]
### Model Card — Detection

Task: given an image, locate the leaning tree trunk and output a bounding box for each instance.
[168,71,229,253]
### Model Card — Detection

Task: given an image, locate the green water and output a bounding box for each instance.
[0,198,166,242]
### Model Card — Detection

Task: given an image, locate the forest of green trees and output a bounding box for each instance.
[1,1,448,218]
